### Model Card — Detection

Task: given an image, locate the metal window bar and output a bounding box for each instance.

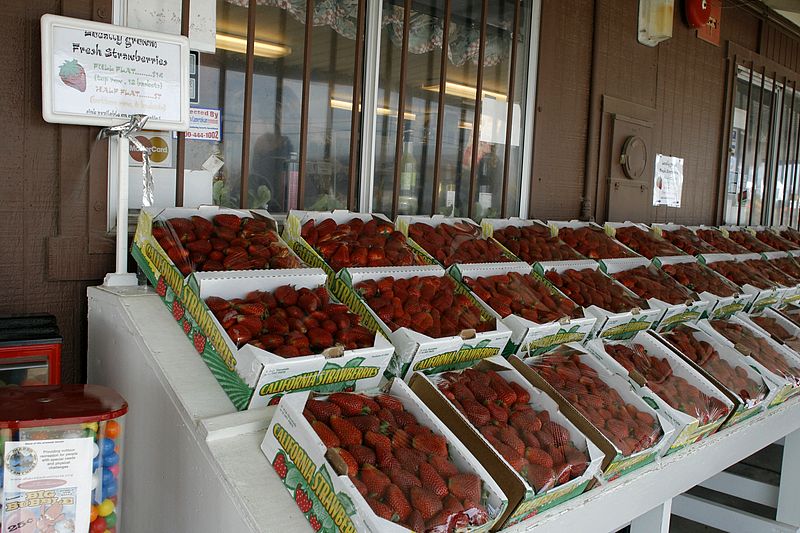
[769,75,788,226]
[390,0,412,218]
[749,66,768,226]
[760,71,779,225]
[501,0,522,217]
[297,0,315,210]
[791,89,800,228]
[780,80,796,226]
[737,63,754,226]
[467,0,489,220]
[348,0,367,210]
[175,0,190,206]
[430,0,451,216]
[239,0,257,208]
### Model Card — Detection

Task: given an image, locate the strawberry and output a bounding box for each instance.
[418,462,448,499]
[361,464,390,498]
[350,415,380,434]
[566,449,589,476]
[273,453,287,479]
[441,494,464,515]
[156,277,167,297]
[375,394,405,412]
[498,426,526,455]
[376,447,401,472]
[311,420,340,448]
[525,447,554,468]
[410,486,443,520]
[543,421,571,446]
[329,393,370,416]
[193,333,206,353]
[308,514,321,531]
[412,433,448,457]
[485,400,509,424]
[462,399,491,427]
[467,381,497,404]
[390,466,422,492]
[236,301,266,317]
[332,447,359,475]
[385,484,412,522]
[365,430,393,453]
[367,497,395,521]
[448,473,481,503]
[492,440,526,472]
[330,415,362,446]
[554,463,572,485]
[350,475,368,496]
[213,213,242,230]
[407,510,426,533]
[172,300,185,321]
[396,447,425,474]
[526,464,555,492]
[306,399,341,423]
[394,410,417,428]
[58,59,86,92]
[509,381,530,404]
[428,455,459,480]
[347,444,376,466]
[295,485,312,513]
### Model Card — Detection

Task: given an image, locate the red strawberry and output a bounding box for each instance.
[526,464,555,492]
[509,381,531,404]
[467,381,497,403]
[329,393,370,416]
[367,497,395,521]
[376,447,401,471]
[365,430,392,453]
[390,467,422,492]
[385,483,412,522]
[566,449,589,476]
[58,59,86,92]
[360,464,390,498]
[525,447,554,468]
[182,320,192,335]
[396,447,426,474]
[461,399,491,427]
[350,415,381,434]
[155,277,167,297]
[492,440,526,472]
[522,432,540,449]
[308,514,321,531]
[350,476,368,496]
[407,510,426,533]
[294,484,312,513]
[485,400,509,424]
[498,426,526,455]
[332,447,359,475]
[312,420,340,448]
[418,462,448,499]
[394,410,417,428]
[448,473,481,503]
[306,399,341,423]
[429,455,459,479]
[412,433,448,457]
[410,486,443,520]
[172,300,185,321]
[554,463,572,485]
[273,453,287,479]
[330,415,362,446]
[347,444,376,466]
[236,301,266,317]
[375,394,405,412]
[193,333,206,353]
[441,494,464,515]
[213,213,242,230]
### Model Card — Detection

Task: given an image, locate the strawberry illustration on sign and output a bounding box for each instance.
[58,59,86,92]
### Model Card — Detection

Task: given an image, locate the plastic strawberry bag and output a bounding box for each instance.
[662,326,768,405]
[613,226,684,259]
[301,216,421,271]
[408,221,509,266]
[354,275,496,338]
[304,391,490,532]
[710,319,800,385]
[544,268,648,314]
[706,260,776,290]
[695,229,749,255]
[205,284,374,357]
[432,367,589,493]
[612,265,695,305]
[742,259,798,288]
[755,230,796,252]
[660,227,719,255]
[556,225,639,260]
[726,230,776,253]
[603,343,729,424]
[463,271,584,324]
[527,347,663,457]
[492,224,584,263]
[660,261,740,297]
[152,212,302,275]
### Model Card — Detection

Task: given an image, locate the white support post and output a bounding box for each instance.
[104,136,138,287]
[778,428,800,527]
[630,499,672,533]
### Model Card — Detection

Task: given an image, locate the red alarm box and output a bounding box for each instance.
[0,315,62,386]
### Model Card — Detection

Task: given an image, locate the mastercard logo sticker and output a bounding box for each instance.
[130,135,169,164]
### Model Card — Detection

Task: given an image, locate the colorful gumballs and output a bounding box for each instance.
[104,420,120,439]
[109,464,120,478]
[103,451,119,467]
[101,438,115,455]
[105,512,117,528]
[97,498,115,517]
[90,505,98,522]
[89,516,107,533]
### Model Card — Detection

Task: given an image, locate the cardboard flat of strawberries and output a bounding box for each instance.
[697,253,786,314]
[260,380,508,533]
[548,220,641,260]
[480,218,585,264]
[604,222,687,261]
[650,224,720,256]
[409,357,603,528]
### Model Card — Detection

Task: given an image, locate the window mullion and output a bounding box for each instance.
[467,0,489,220]
[359,0,383,214]
[518,0,541,218]
[238,0,257,209]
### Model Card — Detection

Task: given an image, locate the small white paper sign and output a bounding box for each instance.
[2,438,93,533]
[653,154,684,208]
[41,14,190,130]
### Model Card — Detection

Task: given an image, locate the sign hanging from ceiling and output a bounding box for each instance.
[653,154,684,208]
[40,14,190,130]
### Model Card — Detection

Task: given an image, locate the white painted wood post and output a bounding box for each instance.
[630,499,672,533]
[778,428,800,527]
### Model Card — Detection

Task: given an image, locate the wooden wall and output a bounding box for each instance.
[1,0,113,385]
[530,1,798,225]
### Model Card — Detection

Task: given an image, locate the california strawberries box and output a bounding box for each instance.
[655,255,753,319]
[659,323,771,427]
[448,262,596,357]
[260,380,508,533]
[697,316,800,408]
[762,252,800,305]
[698,253,789,313]
[187,268,394,409]
[601,258,708,331]
[775,226,800,249]
[330,266,512,381]
[282,210,428,276]
[720,226,777,254]
[548,220,640,260]
[533,260,662,340]
[480,218,585,263]
[748,226,797,252]
[409,357,603,527]
[510,345,673,482]
[395,215,517,267]
[689,226,750,255]
[586,332,734,454]
[753,307,800,351]
[604,222,686,260]
[650,224,720,256]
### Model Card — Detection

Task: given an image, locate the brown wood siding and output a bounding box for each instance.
[531,3,762,224]
[1,0,112,385]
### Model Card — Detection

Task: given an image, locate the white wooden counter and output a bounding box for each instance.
[87,286,800,533]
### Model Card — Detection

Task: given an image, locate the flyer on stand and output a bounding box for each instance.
[2,438,93,533]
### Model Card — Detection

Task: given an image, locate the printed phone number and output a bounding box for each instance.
[187,131,220,140]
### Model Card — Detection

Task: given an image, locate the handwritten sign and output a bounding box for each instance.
[653,154,684,208]
[41,14,189,130]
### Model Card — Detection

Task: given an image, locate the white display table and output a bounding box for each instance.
[87,286,800,533]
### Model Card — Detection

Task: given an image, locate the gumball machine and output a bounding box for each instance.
[0,385,127,533]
